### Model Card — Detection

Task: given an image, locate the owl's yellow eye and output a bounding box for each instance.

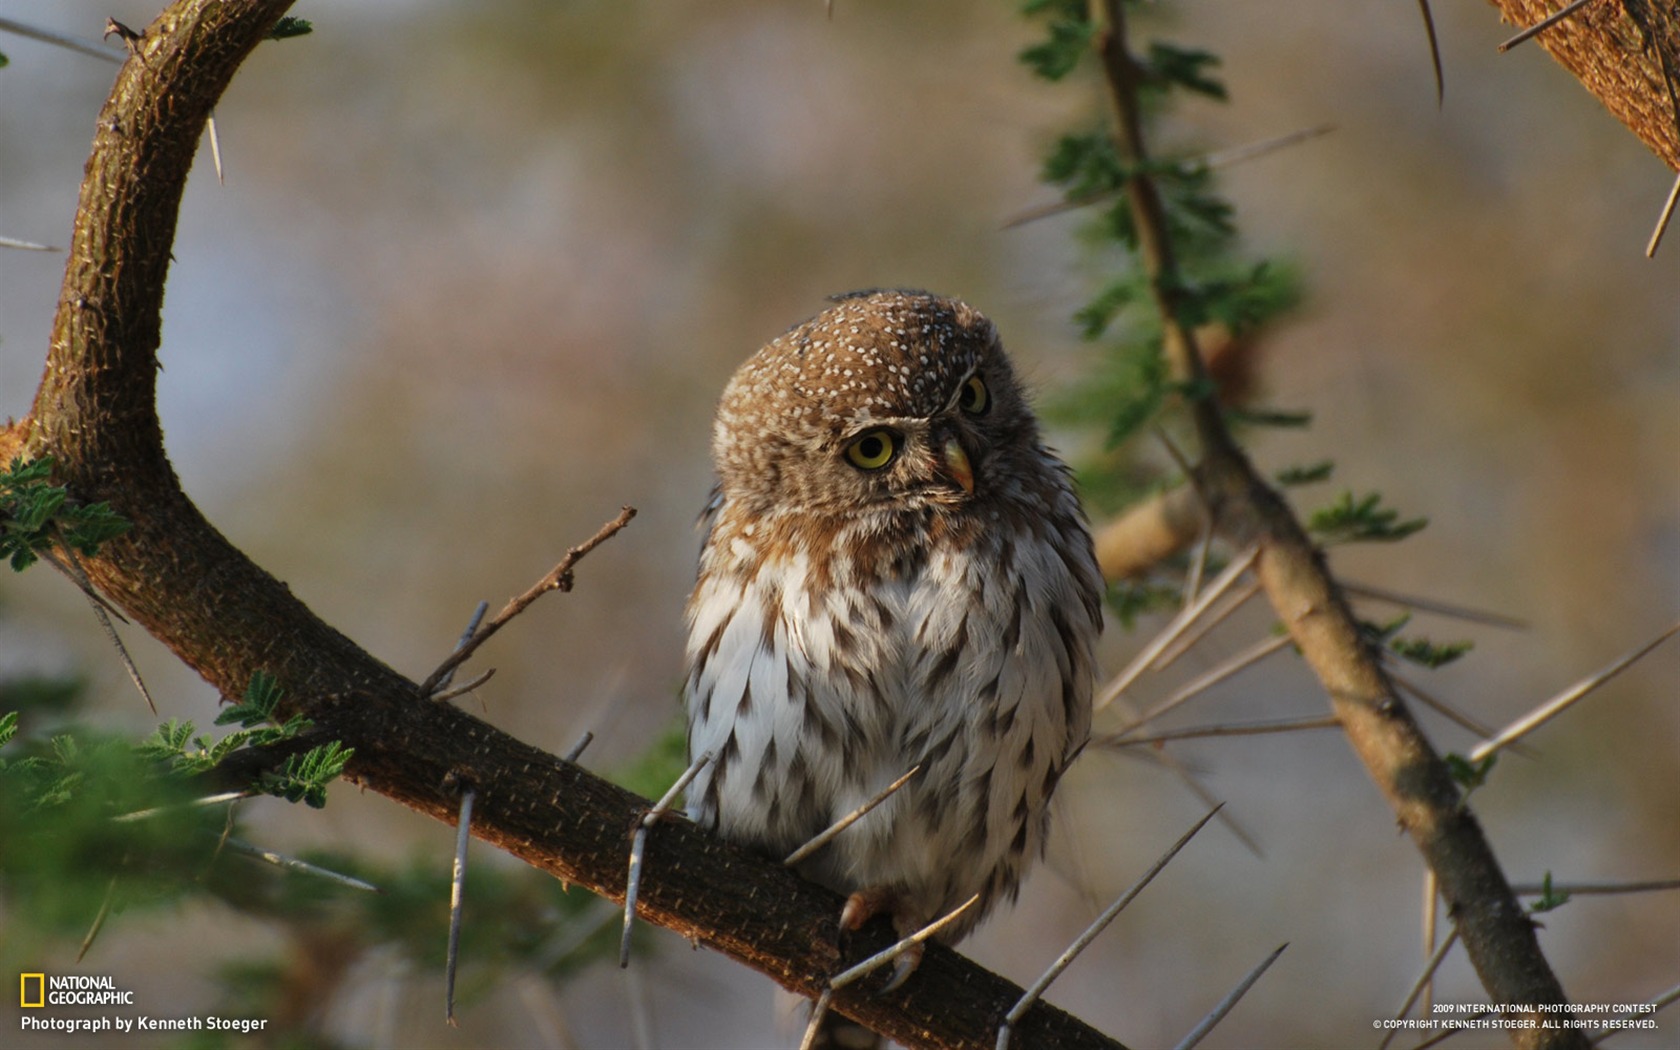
[958,375,990,415]
[845,429,898,470]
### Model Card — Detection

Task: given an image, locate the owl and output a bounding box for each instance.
[682,290,1103,1032]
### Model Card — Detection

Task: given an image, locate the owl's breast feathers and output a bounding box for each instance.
[683,487,1100,936]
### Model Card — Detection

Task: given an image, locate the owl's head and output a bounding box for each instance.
[712,290,1046,520]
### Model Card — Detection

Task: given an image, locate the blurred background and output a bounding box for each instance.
[1,1,1676,1047]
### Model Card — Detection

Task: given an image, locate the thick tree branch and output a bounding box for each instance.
[1486,0,1680,170]
[1093,485,1208,580]
[1093,4,1584,1049]
[0,2,1124,1047]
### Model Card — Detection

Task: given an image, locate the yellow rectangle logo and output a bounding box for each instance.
[20,973,45,1008]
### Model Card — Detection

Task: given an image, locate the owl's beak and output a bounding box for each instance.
[939,436,975,495]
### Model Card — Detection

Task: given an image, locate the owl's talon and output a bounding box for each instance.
[840,887,893,932]
[879,942,923,994]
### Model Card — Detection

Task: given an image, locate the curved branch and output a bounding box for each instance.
[1486,0,1680,170]
[1093,5,1583,1049]
[0,3,1123,1048]
[1093,485,1208,580]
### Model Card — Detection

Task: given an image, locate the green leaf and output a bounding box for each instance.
[1,456,131,571]
[1308,491,1428,544]
[62,502,131,555]
[266,16,314,40]
[1275,461,1334,486]
[1529,871,1571,914]
[263,741,354,809]
[1226,406,1313,429]
[1042,131,1127,199]
[1019,0,1093,81]
[1020,19,1094,81]
[1359,613,1412,647]
[0,710,17,748]
[137,718,198,762]
[1072,277,1141,340]
[1389,636,1473,669]
[1444,751,1496,794]
[216,670,285,727]
[1142,42,1226,100]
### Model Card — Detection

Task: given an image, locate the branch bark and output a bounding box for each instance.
[1093,4,1586,1049]
[1485,0,1680,170]
[0,3,1125,1047]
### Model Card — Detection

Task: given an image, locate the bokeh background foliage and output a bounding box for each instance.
[1,1,1677,1047]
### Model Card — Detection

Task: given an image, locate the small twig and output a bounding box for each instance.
[1153,425,1197,481]
[1170,758,1260,855]
[1098,633,1293,744]
[1415,0,1444,106]
[1101,714,1340,747]
[419,507,636,696]
[1469,620,1680,762]
[621,751,713,968]
[37,544,130,623]
[798,988,837,1050]
[1204,124,1337,169]
[1153,579,1263,670]
[1589,978,1680,1045]
[1389,670,1535,757]
[1377,928,1461,1050]
[784,765,923,867]
[1002,125,1334,229]
[112,790,250,823]
[1645,169,1680,259]
[1341,580,1527,630]
[1094,545,1260,711]
[1421,868,1439,1017]
[624,958,655,1050]
[1511,877,1680,897]
[207,797,238,873]
[42,544,155,713]
[1,235,59,252]
[531,899,620,971]
[445,783,475,1026]
[1497,0,1604,53]
[430,669,495,705]
[563,730,595,764]
[224,837,381,892]
[830,894,980,991]
[433,601,490,695]
[207,111,225,185]
[102,18,144,58]
[1182,516,1215,608]
[997,805,1222,1049]
[0,15,121,62]
[77,876,119,963]
[514,974,576,1050]
[1171,942,1288,1050]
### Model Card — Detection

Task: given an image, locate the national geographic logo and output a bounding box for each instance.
[17,973,134,1007]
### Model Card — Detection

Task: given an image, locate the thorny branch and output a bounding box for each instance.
[1094,3,1583,1048]
[418,506,638,696]
[1485,0,1680,170]
[0,2,1122,1047]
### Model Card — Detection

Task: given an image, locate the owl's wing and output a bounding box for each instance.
[695,484,723,532]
